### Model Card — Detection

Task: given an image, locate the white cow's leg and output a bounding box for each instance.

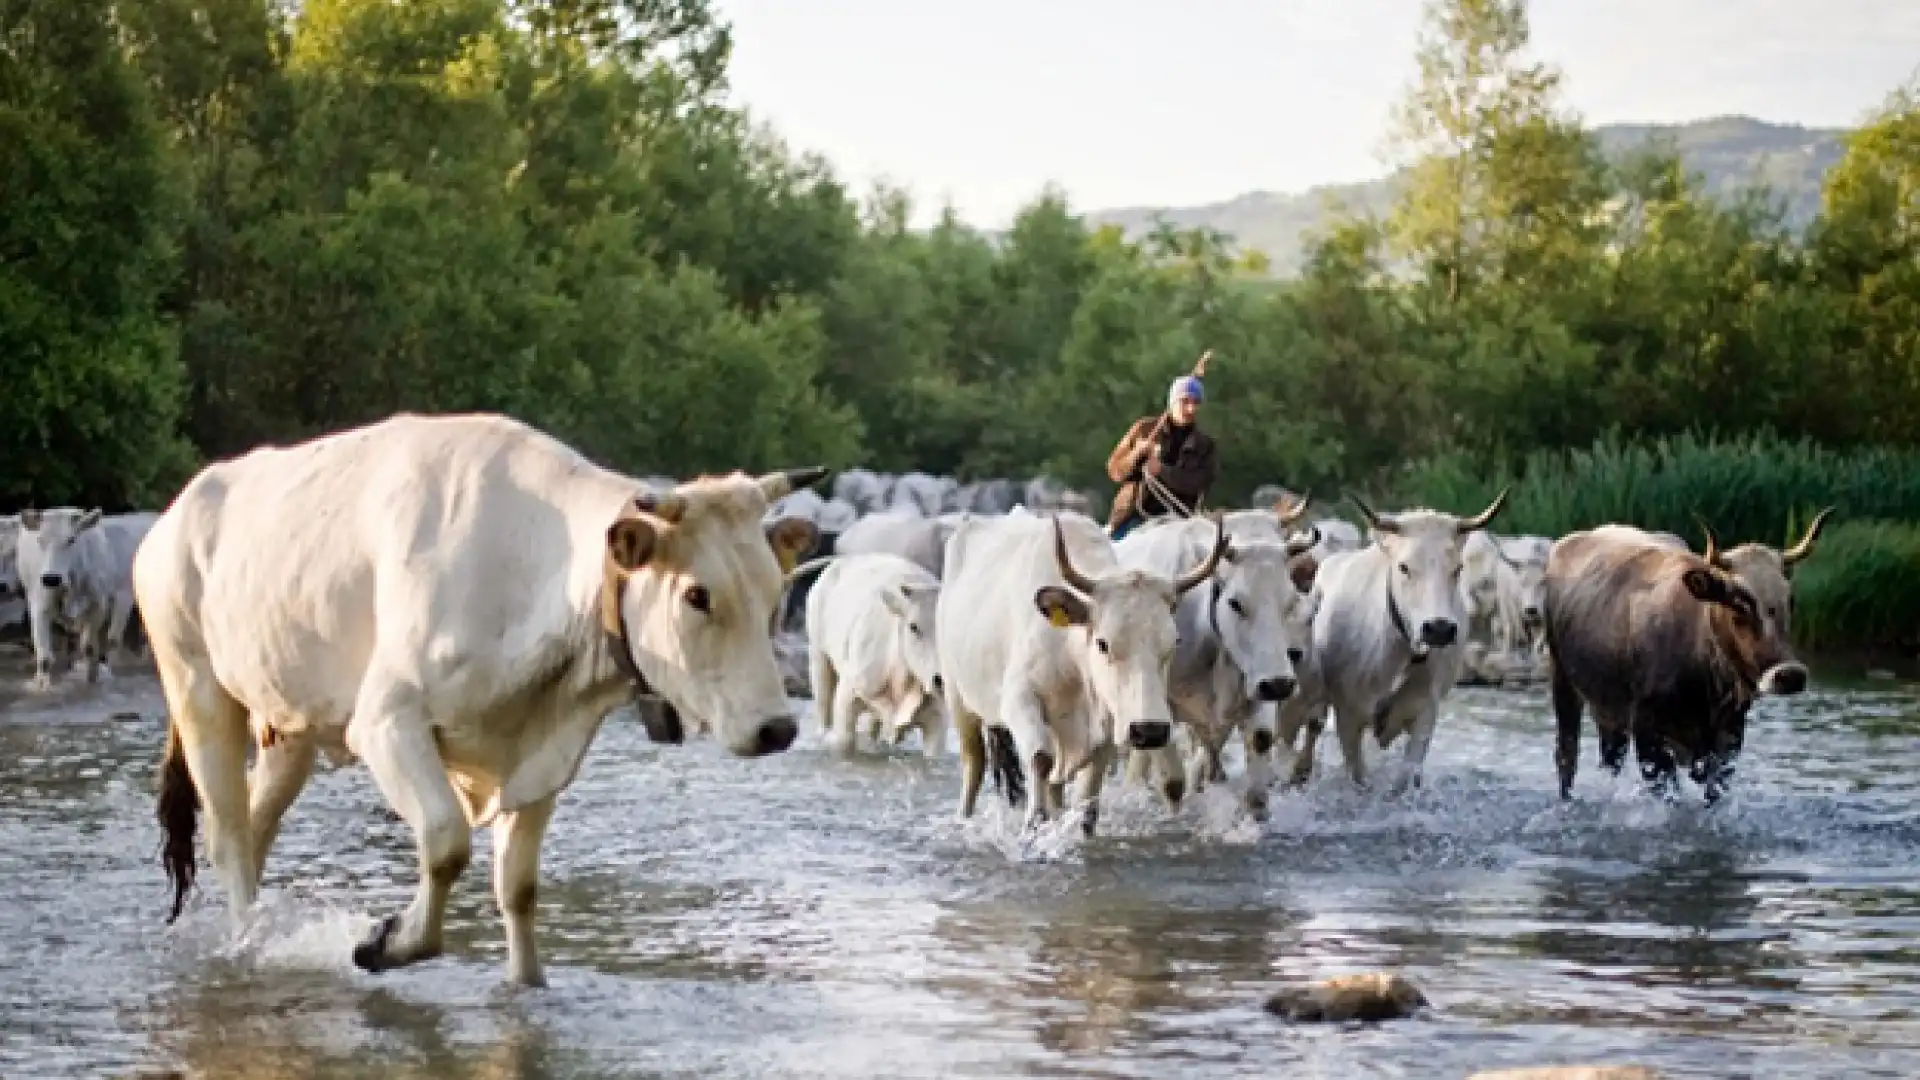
[915,694,949,757]
[1395,701,1441,794]
[156,655,257,922]
[347,676,470,973]
[25,597,55,691]
[808,647,836,735]
[1241,713,1278,818]
[247,732,317,890]
[491,792,557,987]
[827,680,860,756]
[953,702,988,818]
[1069,741,1116,836]
[1145,743,1187,808]
[1001,691,1053,831]
[1333,703,1370,788]
[76,613,105,684]
[104,592,137,669]
[1290,705,1328,787]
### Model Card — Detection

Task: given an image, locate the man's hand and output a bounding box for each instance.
[1141,442,1163,477]
[1144,454,1163,477]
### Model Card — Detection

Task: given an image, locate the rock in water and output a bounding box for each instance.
[1263,972,1428,1022]
[1466,1060,1666,1068]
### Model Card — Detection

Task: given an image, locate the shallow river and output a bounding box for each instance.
[3,645,1919,1080]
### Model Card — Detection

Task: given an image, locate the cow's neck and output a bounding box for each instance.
[1382,572,1413,651]
[600,574,684,743]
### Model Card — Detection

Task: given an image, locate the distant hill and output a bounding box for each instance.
[1084,116,1848,277]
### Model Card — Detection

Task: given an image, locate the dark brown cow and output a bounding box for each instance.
[1542,509,1834,804]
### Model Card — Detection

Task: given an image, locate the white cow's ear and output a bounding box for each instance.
[881,585,911,619]
[606,516,659,573]
[1033,586,1090,628]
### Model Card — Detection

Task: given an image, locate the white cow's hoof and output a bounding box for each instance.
[27,673,53,693]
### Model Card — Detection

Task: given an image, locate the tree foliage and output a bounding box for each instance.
[3,0,1919,520]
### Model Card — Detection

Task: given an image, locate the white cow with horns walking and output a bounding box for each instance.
[140,412,826,987]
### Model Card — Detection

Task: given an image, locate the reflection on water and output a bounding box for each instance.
[2,644,1920,1078]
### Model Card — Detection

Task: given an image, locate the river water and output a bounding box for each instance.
[2,642,1918,1080]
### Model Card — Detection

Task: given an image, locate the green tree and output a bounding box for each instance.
[0,0,195,506]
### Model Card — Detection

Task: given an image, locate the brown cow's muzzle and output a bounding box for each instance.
[1757,663,1809,696]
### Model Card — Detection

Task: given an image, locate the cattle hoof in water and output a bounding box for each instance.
[351,913,407,972]
[1161,778,1186,807]
[1264,971,1428,1023]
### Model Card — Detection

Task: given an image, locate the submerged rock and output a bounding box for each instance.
[1466,1060,1651,1068]
[1263,971,1428,1022]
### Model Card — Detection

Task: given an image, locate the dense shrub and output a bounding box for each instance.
[1792,520,1920,652]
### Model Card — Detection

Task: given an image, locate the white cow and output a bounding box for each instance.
[1311,518,1365,561]
[833,469,893,514]
[1116,518,1320,817]
[1459,531,1507,655]
[887,472,954,518]
[1460,530,1555,680]
[938,511,1225,833]
[0,515,22,631]
[13,507,153,689]
[801,552,946,756]
[833,511,958,580]
[139,411,826,987]
[1494,533,1553,659]
[1288,490,1510,792]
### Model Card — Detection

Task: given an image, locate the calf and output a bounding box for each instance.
[1544,511,1830,804]
[938,511,1225,833]
[803,552,946,755]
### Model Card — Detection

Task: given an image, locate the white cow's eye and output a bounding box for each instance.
[684,584,712,613]
[1398,563,1411,576]
[1227,598,1246,617]
[1287,647,1305,663]
[1096,638,1111,656]
[908,622,921,636]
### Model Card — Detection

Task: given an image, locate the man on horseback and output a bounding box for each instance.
[1105,374,1219,540]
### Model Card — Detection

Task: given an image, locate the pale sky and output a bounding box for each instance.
[718,0,1920,228]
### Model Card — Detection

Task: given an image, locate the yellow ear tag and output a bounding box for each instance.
[1046,606,1071,628]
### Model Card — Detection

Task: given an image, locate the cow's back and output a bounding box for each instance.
[1308,546,1402,690]
[135,413,619,728]
[937,514,1104,718]
[1545,529,1691,707]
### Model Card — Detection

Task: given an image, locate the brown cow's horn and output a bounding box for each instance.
[1052,516,1098,595]
[757,466,829,502]
[1693,513,1727,569]
[1456,485,1511,534]
[1276,492,1311,527]
[1346,492,1397,534]
[1174,514,1230,595]
[1782,505,1835,567]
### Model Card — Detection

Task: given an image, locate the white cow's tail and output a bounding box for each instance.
[156,717,200,923]
[986,726,1026,808]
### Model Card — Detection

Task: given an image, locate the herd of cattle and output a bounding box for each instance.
[0,411,1831,987]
